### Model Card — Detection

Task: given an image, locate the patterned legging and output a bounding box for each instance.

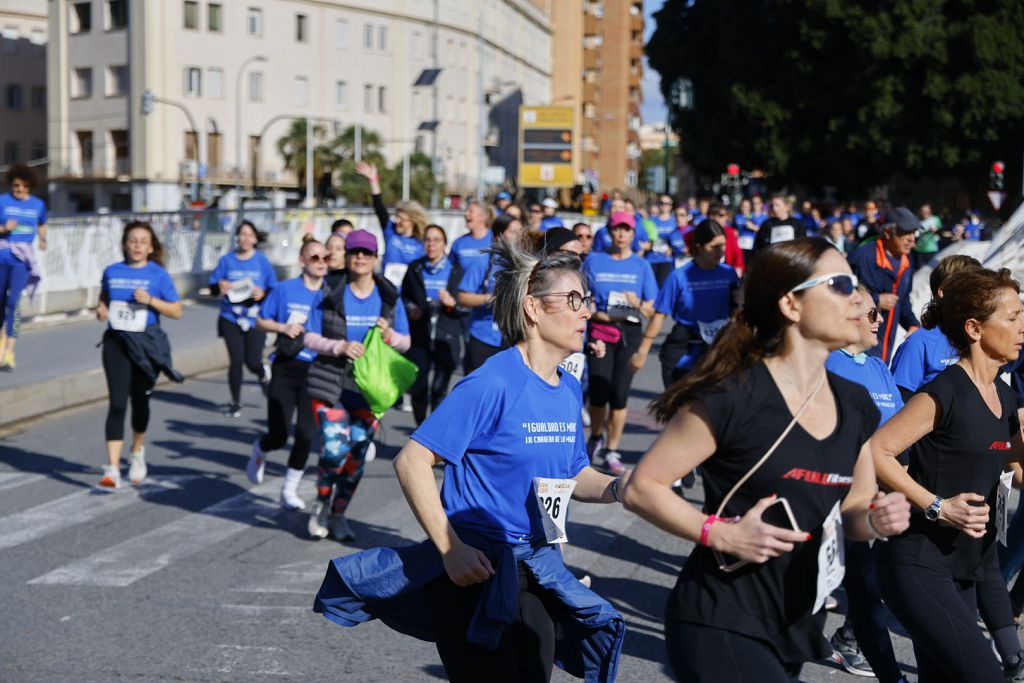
[311,400,378,515]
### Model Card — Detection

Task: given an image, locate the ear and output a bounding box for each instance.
[523,295,539,327]
[777,292,801,324]
[964,317,983,344]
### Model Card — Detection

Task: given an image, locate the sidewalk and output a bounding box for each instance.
[0,301,229,426]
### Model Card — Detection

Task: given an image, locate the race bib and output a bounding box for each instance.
[286,311,308,326]
[559,352,586,381]
[108,300,147,332]
[998,470,1013,546]
[738,234,755,250]
[226,278,254,304]
[697,319,729,346]
[533,477,576,544]
[813,501,845,614]
[607,291,630,310]
[770,226,795,244]
[384,263,409,288]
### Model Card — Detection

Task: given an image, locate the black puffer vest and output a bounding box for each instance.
[306,269,399,404]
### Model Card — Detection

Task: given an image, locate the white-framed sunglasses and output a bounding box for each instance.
[789,272,859,297]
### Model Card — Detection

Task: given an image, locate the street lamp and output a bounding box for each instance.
[235,54,269,207]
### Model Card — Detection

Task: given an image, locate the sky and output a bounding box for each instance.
[641,0,669,124]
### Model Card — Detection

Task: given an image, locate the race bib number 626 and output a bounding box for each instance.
[533,477,577,544]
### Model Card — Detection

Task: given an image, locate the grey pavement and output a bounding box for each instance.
[0,340,921,681]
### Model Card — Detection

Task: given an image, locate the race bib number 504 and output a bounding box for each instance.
[533,477,576,544]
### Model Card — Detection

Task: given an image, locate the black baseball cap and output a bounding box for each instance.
[888,207,921,234]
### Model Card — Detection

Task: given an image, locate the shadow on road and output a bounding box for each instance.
[0,442,95,489]
[567,521,685,578]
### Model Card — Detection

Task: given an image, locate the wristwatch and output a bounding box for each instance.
[924,496,943,522]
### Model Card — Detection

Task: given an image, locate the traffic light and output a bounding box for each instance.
[726,163,740,177]
[991,161,1005,190]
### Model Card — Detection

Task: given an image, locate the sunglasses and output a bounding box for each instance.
[659,200,674,205]
[865,307,879,323]
[540,291,594,312]
[347,248,375,257]
[575,234,593,240]
[305,254,326,263]
[789,272,859,297]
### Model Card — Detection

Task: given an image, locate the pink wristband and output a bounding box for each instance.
[700,515,720,547]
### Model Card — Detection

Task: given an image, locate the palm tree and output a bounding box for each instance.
[275,119,335,193]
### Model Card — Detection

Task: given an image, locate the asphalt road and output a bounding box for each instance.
[0,343,923,682]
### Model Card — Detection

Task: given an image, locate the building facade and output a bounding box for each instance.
[0,0,47,174]
[46,0,553,213]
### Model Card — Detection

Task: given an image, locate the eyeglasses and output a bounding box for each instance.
[540,291,593,312]
[347,248,375,257]
[865,307,879,323]
[789,272,859,296]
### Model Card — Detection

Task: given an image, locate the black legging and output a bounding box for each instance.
[426,566,556,683]
[837,540,902,682]
[664,619,802,682]
[259,357,315,470]
[464,336,501,376]
[876,559,1006,682]
[588,322,642,410]
[102,332,156,441]
[217,316,266,404]
[407,336,459,425]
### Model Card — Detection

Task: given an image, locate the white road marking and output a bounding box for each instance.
[0,472,44,492]
[213,644,290,676]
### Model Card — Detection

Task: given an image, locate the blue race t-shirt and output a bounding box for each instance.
[459,256,502,347]
[334,284,410,344]
[0,192,47,244]
[209,251,278,325]
[582,252,659,312]
[259,276,324,362]
[381,222,426,268]
[101,261,179,329]
[655,261,738,369]
[539,215,564,232]
[826,350,903,426]
[450,231,493,272]
[889,326,959,392]
[645,215,677,265]
[420,257,453,300]
[411,346,590,544]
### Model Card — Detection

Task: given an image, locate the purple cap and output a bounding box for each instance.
[345,229,378,253]
[609,211,636,229]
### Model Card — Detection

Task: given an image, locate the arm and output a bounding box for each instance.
[303,331,346,356]
[841,441,910,541]
[458,291,490,308]
[355,161,389,231]
[630,312,668,371]
[372,193,390,233]
[572,466,629,504]
[134,288,183,320]
[37,223,47,250]
[257,316,304,338]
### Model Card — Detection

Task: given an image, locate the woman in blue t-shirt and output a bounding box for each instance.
[95,221,182,489]
[0,163,48,370]
[209,221,278,417]
[356,160,427,288]
[581,211,658,476]
[313,236,627,682]
[630,220,739,389]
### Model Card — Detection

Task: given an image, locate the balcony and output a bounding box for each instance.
[584,50,601,71]
[630,41,643,62]
[583,82,599,105]
[630,11,643,34]
[584,11,600,37]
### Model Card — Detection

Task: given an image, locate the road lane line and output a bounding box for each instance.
[0,472,44,492]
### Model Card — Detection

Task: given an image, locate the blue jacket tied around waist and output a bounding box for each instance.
[312,531,625,682]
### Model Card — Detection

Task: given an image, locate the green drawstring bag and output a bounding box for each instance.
[352,326,419,418]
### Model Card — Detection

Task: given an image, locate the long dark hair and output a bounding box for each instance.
[651,237,836,423]
[235,219,267,245]
[121,220,165,266]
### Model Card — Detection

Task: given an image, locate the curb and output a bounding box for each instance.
[0,341,229,428]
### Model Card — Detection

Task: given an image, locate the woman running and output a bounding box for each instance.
[302,229,411,541]
[95,221,182,488]
[314,236,626,682]
[582,211,658,475]
[401,224,463,425]
[630,219,739,389]
[872,267,1024,682]
[248,238,327,510]
[0,162,48,370]
[355,160,426,287]
[622,237,910,681]
[209,220,277,417]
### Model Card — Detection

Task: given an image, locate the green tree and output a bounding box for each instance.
[275,119,335,194]
[646,0,1024,194]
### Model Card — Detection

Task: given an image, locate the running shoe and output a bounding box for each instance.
[1005,652,1024,681]
[398,394,413,413]
[681,471,697,489]
[127,448,147,484]
[307,501,330,539]
[829,629,874,677]
[329,515,355,542]
[586,434,605,461]
[223,403,242,418]
[98,465,121,489]
[246,440,265,484]
[1,348,14,370]
[280,483,306,511]
[602,450,627,476]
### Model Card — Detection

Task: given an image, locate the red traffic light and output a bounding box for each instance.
[993,161,1005,174]
[726,163,740,176]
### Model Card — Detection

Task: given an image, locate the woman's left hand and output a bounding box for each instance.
[624,291,641,309]
[37,236,47,251]
[868,491,911,537]
[252,286,265,301]
[134,288,152,306]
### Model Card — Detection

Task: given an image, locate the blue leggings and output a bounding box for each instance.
[0,257,29,337]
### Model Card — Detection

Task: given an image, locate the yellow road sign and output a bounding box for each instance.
[518,106,574,188]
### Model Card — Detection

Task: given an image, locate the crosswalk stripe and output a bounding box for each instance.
[0,472,45,492]
[0,475,202,553]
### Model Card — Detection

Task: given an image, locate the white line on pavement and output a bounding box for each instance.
[0,472,44,492]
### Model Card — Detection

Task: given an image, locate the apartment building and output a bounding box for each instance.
[47,0,553,212]
[0,0,47,174]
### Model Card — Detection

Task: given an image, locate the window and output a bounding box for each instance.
[184,67,201,97]
[110,129,129,174]
[377,86,387,114]
[335,18,348,48]
[296,14,307,42]
[334,80,347,110]
[5,85,23,110]
[247,7,262,36]
[207,67,223,98]
[207,132,222,171]
[1,27,16,54]
[363,23,373,50]
[183,1,198,29]
[107,0,128,30]
[76,130,94,173]
[411,30,422,61]
[3,142,17,165]
[208,3,222,32]
[71,2,92,33]
[363,84,373,112]
[106,65,128,96]
[294,76,308,107]
[30,141,46,161]
[248,71,263,102]
[31,86,45,112]
[184,131,198,161]
[378,25,387,52]
[72,67,93,99]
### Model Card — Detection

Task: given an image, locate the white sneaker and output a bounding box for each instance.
[329,515,355,542]
[98,465,121,489]
[246,440,265,484]
[363,441,377,463]
[127,448,147,484]
[307,501,330,539]
[280,483,306,511]
[399,394,413,413]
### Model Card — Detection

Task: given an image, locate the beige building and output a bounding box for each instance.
[551,0,642,194]
[639,121,678,151]
[0,0,47,172]
[47,0,553,212]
